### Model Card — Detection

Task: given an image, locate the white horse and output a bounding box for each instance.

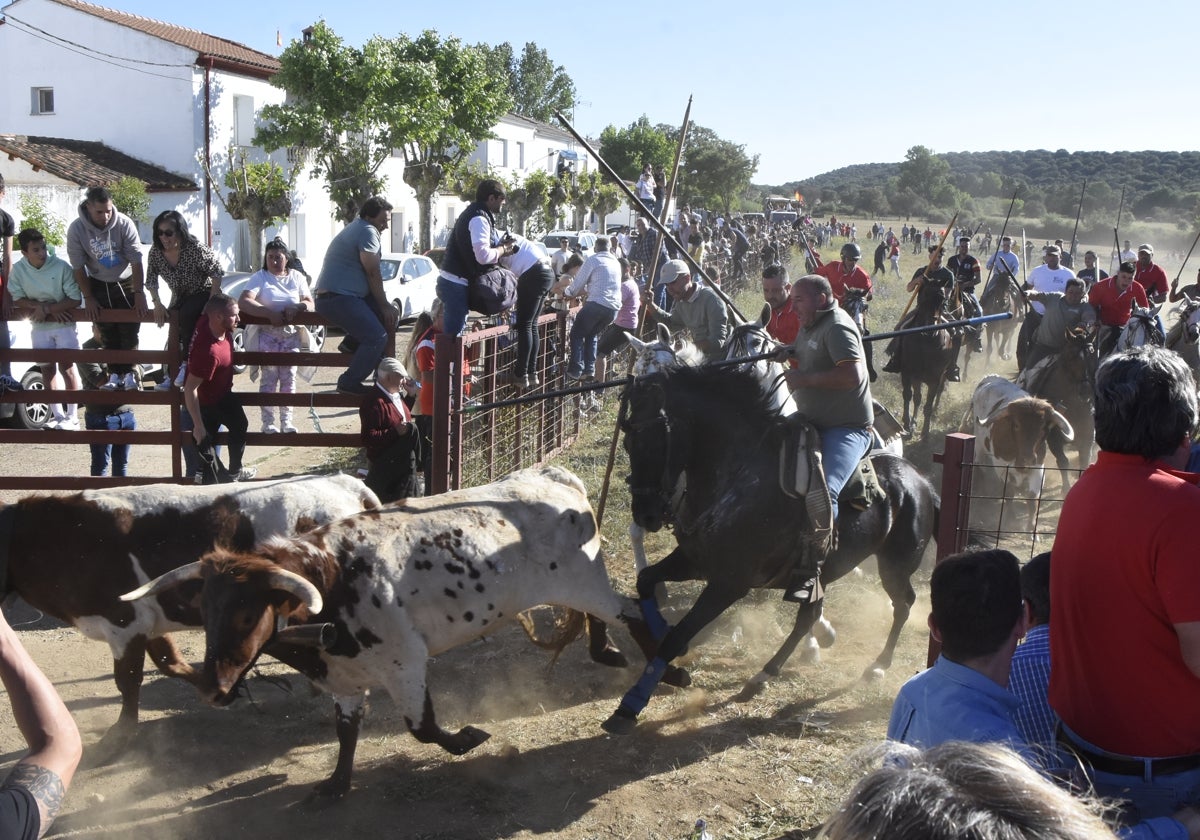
[1166,294,1200,382]
[1108,301,1165,356]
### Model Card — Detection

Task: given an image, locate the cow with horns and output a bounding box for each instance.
[0,474,380,759]
[122,466,688,798]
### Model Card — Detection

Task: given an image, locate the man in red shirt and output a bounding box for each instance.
[1134,243,1169,303]
[760,264,799,346]
[1050,347,1200,825]
[815,243,873,304]
[1089,261,1147,328]
[183,293,255,482]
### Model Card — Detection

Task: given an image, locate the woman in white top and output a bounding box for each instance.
[237,238,314,433]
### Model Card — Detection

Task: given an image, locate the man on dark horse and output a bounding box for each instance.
[1019,278,1095,375]
[776,273,875,603]
[881,245,959,380]
[947,235,984,355]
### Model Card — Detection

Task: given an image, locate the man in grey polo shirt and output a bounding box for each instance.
[640,259,729,357]
[778,273,874,603]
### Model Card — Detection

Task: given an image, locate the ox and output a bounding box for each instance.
[122,466,687,798]
[0,474,379,757]
[961,375,1074,532]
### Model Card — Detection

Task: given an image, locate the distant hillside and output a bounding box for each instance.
[760,149,1200,226]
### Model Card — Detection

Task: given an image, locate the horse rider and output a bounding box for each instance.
[815,243,876,380]
[983,235,1020,302]
[1016,244,1076,371]
[947,235,984,354]
[881,245,959,380]
[1020,278,1095,372]
[775,273,874,604]
[1090,261,1148,357]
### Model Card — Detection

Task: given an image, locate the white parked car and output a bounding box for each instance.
[379,252,439,322]
[541,230,597,260]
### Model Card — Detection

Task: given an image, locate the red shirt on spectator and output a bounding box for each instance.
[766,302,800,346]
[1087,276,1148,327]
[187,320,233,407]
[1135,262,1169,298]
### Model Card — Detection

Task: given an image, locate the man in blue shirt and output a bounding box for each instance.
[887,548,1036,764]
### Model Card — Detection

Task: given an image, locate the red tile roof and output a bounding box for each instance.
[0,134,198,191]
[45,0,281,77]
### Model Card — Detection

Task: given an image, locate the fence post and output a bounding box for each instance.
[928,432,976,667]
[432,333,465,495]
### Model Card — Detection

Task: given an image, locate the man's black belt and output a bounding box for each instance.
[1059,728,1200,778]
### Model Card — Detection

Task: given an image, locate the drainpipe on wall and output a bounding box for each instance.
[203,58,214,246]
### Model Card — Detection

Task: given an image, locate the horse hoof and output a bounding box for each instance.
[663,664,691,688]
[601,710,638,736]
[799,638,821,665]
[862,666,887,682]
[592,646,629,669]
[813,618,837,649]
[734,671,770,702]
[446,725,491,756]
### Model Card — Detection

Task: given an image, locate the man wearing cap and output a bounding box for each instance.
[1090,261,1149,357]
[1054,238,1073,269]
[815,243,873,305]
[641,259,729,357]
[984,236,1020,300]
[1134,244,1169,304]
[1016,245,1076,371]
[1075,250,1109,291]
[775,272,874,604]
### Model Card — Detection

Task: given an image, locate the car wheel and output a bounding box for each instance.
[392,299,405,331]
[232,328,246,374]
[308,325,326,352]
[16,369,49,430]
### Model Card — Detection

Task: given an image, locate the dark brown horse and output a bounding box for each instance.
[898,281,959,439]
[980,275,1025,361]
[1021,323,1099,481]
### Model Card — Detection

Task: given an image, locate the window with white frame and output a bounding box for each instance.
[31,87,54,115]
[516,141,525,169]
[232,95,255,147]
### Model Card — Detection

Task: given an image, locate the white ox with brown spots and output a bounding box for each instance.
[1,474,379,758]
[961,375,1075,515]
[121,465,686,798]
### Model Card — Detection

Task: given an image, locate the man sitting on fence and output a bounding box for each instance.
[183,294,255,483]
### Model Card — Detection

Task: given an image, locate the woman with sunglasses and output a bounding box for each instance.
[237,238,314,433]
[146,210,225,389]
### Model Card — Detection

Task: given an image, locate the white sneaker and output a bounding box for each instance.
[263,423,280,434]
[57,418,80,431]
[121,372,139,391]
[44,419,61,431]
[101,374,120,391]
[281,422,298,434]
[232,467,258,482]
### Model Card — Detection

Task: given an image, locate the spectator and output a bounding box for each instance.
[182,294,256,483]
[66,186,146,391]
[0,174,16,388]
[402,222,415,254]
[500,233,554,389]
[7,229,81,429]
[359,357,420,503]
[550,237,572,279]
[1076,250,1110,291]
[237,238,314,433]
[314,196,399,396]
[818,741,1118,840]
[635,164,655,214]
[78,334,135,477]
[641,259,730,357]
[594,257,640,383]
[145,210,225,390]
[1010,551,1054,751]
[627,216,669,290]
[438,179,512,339]
[1051,346,1200,830]
[886,548,1036,764]
[556,236,621,382]
[0,607,82,839]
[407,302,442,495]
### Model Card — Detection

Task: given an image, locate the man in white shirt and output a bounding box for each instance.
[1017,245,1076,371]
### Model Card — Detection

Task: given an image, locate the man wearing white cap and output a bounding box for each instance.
[1134,244,1169,304]
[641,259,729,356]
[1017,245,1075,371]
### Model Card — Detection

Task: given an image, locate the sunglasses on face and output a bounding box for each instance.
[156,228,176,238]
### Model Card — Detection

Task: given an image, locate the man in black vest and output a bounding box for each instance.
[437,179,513,337]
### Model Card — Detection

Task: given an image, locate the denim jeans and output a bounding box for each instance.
[513,264,555,377]
[819,425,873,523]
[315,292,388,391]
[85,408,134,476]
[568,302,616,378]
[436,277,469,338]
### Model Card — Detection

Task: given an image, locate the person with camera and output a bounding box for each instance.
[438,179,514,339]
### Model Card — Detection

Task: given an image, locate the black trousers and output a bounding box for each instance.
[94,280,140,375]
[199,392,248,472]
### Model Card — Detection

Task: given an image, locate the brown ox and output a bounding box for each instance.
[961,375,1074,530]
[0,474,379,758]
[122,466,689,798]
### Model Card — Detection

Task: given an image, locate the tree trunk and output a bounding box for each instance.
[404,160,445,254]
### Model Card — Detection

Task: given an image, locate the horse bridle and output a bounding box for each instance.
[726,326,792,408]
[619,382,682,510]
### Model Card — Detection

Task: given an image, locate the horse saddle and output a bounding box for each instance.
[1015,356,1054,393]
[776,417,886,525]
[871,399,904,448]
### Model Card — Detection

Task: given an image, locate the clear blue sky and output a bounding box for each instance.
[70,0,1198,184]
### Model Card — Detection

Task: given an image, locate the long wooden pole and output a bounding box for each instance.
[897,212,958,323]
[1069,179,1087,264]
[595,99,693,530]
[1110,185,1126,270]
[553,109,747,324]
[1173,227,1200,287]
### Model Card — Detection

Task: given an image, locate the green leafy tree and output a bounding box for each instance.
[569,170,600,230]
[897,145,951,206]
[395,31,512,252]
[16,193,65,247]
[598,117,673,182]
[678,127,758,216]
[504,169,553,237]
[221,150,293,269]
[477,41,576,124]
[108,176,150,226]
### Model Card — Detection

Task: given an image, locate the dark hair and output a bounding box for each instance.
[17,228,45,251]
[1065,277,1084,291]
[85,186,112,205]
[930,549,1022,661]
[474,179,505,203]
[359,196,393,219]
[151,210,198,250]
[1022,552,1051,626]
[1094,346,1198,459]
[563,253,584,271]
[618,257,630,278]
[1117,260,1136,274]
[762,263,789,283]
[262,236,290,270]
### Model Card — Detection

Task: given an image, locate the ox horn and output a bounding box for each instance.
[1050,409,1075,442]
[265,569,324,616]
[119,560,203,602]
